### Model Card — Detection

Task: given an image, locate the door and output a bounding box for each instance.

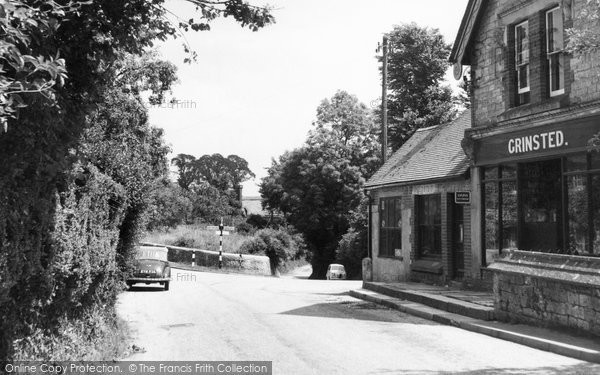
[450,197,465,280]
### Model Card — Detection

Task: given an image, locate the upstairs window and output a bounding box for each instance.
[515,20,530,105]
[546,7,565,96]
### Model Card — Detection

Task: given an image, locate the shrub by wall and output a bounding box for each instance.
[238,228,306,276]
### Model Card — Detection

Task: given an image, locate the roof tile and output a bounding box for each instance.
[365,110,471,188]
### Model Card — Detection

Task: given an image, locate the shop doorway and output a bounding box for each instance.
[450,197,465,280]
[519,159,563,252]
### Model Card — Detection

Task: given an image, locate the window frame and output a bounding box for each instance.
[481,155,600,260]
[515,20,530,95]
[379,197,402,258]
[546,6,565,97]
[416,194,442,258]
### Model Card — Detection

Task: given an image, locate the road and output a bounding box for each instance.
[117,268,600,374]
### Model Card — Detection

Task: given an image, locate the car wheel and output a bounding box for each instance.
[164,281,170,291]
[126,281,133,289]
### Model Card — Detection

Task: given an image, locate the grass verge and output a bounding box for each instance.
[13,305,131,361]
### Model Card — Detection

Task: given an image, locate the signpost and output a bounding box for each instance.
[207,218,236,269]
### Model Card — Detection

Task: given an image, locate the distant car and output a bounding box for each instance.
[326,264,346,280]
[127,246,171,291]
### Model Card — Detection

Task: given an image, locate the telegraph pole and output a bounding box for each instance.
[381,35,389,163]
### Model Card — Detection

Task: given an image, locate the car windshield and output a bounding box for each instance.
[136,247,168,261]
[330,265,344,271]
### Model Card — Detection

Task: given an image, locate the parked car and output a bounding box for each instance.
[326,263,346,280]
[127,246,171,291]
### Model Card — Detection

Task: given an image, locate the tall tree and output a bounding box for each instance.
[172,153,199,190]
[380,23,457,151]
[566,0,600,151]
[0,0,274,360]
[260,91,379,279]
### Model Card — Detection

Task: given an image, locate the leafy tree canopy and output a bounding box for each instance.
[0,0,275,130]
[379,23,457,151]
[172,153,255,191]
[260,91,379,278]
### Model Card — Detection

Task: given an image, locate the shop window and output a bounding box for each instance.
[482,164,517,265]
[520,160,563,252]
[515,20,530,105]
[546,7,565,96]
[565,154,600,255]
[416,194,441,258]
[379,197,402,257]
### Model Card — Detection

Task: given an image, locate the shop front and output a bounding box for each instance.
[470,115,600,335]
[473,116,600,262]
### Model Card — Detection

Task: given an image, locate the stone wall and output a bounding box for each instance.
[141,242,272,276]
[489,250,600,336]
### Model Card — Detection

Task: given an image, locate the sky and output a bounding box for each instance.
[149,0,470,196]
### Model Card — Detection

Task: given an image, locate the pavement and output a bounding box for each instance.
[350,281,600,364]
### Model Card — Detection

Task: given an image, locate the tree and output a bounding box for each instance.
[0,0,274,360]
[172,153,200,190]
[566,0,600,152]
[379,23,457,151]
[0,0,275,128]
[146,182,194,230]
[260,91,379,279]
[194,153,255,191]
[170,153,255,222]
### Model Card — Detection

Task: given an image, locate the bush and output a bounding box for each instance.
[246,214,268,229]
[146,183,193,230]
[336,228,367,279]
[239,228,306,275]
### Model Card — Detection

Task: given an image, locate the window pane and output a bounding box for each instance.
[379,197,402,257]
[592,174,600,255]
[516,22,529,64]
[566,154,587,172]
[567,175,588,254]
[502,181,518,250]
[547,8,564,53]
[549,53,564,92]
[484,182,499,264]
[395,198,402,228]
[501,164,517,179]
[520,160,563,252]
[417,195,441,257]
[484,167,499,181]
[518,65,529,90]
[591,152,600,170]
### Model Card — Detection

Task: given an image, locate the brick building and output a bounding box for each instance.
[450,0,600,335]
[365,111,473,284]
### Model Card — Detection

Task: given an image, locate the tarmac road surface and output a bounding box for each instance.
[117,267,600,374]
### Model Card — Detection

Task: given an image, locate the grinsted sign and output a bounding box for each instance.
[473,117,599,166]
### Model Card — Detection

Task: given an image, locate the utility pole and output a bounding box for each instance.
[381,35,389,163]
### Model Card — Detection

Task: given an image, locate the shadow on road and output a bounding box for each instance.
[279,301,438,324]
[373,362,600,374]
[127,285,166,292]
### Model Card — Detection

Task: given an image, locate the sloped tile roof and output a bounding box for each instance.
[365,110,471,188]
